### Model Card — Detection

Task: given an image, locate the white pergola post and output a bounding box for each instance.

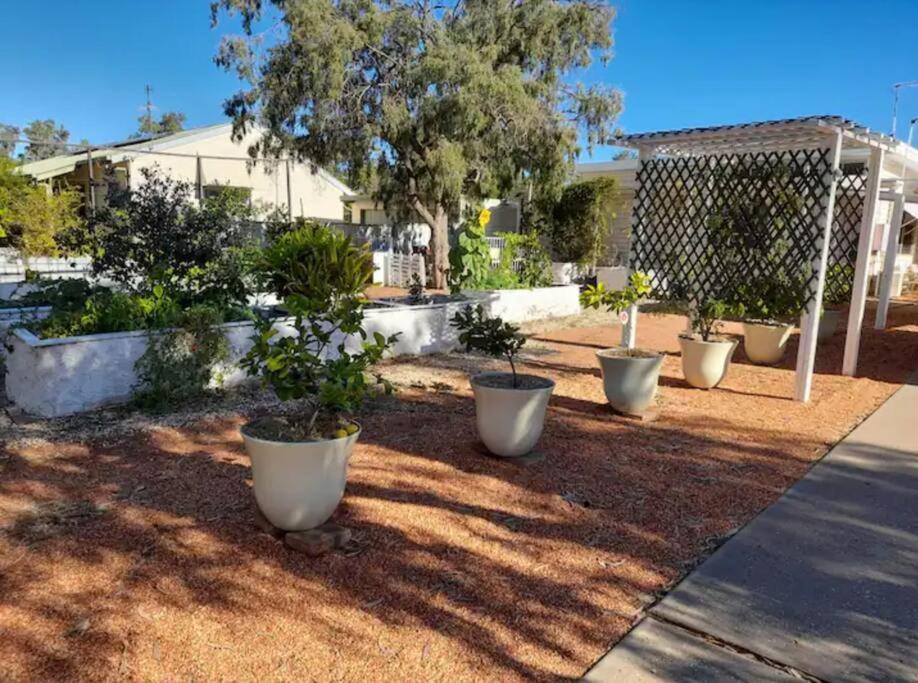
[794,132,843,402]
[875,191,905,329]
[843,147,885,376]
[621,148,648,350]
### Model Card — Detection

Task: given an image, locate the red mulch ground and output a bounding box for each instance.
[1,301,916,681]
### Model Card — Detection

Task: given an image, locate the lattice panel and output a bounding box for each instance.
[629,149,836,307]
[825,169,866,302]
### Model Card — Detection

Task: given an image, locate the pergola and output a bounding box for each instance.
[615,116,916,402]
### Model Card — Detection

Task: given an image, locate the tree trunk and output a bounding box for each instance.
[427,206,449,290]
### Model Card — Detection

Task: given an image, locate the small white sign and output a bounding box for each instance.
[619,310,629,325]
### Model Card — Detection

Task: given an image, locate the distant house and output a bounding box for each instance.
[18,122,352,221]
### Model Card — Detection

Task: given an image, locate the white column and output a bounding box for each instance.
[794,132,843,402]
[875,191,905,329]
[621,148,646,350]
[843,147,885,376]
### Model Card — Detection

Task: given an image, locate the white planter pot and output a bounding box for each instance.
[596,348,663,414]
[551,262,575,285]
[241,424,360,531]
[470,372,554,457]
[742,322,793,365]
[817,308,841,342]
[679,335,736,389]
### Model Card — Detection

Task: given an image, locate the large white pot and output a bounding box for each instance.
[679,335,736,389]
[596,348,663,414]
[241,424,359,531]
[742,322,793,365]
[551,262,576,285]
[470,372,555,457]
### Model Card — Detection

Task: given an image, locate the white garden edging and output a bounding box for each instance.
[4,285,580,418]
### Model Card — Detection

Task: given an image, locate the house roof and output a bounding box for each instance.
[18,122,353,194]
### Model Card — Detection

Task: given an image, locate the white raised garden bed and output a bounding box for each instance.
[4,285,580,418]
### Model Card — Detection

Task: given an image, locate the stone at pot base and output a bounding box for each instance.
[610,405,660,423]
[284,523,353,556]
[254,505,285,539]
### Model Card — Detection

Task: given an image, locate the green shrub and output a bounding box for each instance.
[688,299,744,342]
[496,231,552,288]
[133,304,231,412]
[545,177,619,265]
[580,272,652,316]
[241,222,397,437]
[448,207,493,293]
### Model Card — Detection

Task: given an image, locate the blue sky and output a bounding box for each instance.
[1,1,917,161]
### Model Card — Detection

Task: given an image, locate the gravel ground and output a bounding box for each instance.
[1,300,916,681]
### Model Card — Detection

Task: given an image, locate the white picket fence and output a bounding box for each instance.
[0,249,92,284]
[388,252,426,288]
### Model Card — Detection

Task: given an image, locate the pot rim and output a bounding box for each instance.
[742,319,794,330]
[595,347,662,360]
[240,420,362,446]
[678,334,737,347]
[470,371,555,393]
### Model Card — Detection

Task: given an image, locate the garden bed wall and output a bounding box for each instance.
[4,285,580,417]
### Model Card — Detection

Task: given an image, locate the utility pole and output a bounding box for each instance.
[891,81,918,138]
[144,85,155,134]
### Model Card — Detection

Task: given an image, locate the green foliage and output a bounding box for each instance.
[133,304,231,412]
[580,272,652,315]
[450,304,526,387]
[67,167,256,306]
[212,0,622,287]
[135,111,187,139]
[407,273,425,304]
[0,158,83,256]
[823,263,854,307]
[497,231,553,288]
[22,120,70,161]
[0,123,18,159]
[688,299,744,342]
[241,223,396,434]
[30,281,251,340]
[448,208,493,293]
[733,275,805,323]
[545,177,620,265]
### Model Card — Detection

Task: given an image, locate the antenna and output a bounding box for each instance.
[144,85,155,132]
[891,81,918,138]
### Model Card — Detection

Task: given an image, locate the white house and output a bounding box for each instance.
[18,122,352,221]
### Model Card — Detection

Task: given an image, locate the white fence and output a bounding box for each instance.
[0,249,92,285]
[388,253,426,288]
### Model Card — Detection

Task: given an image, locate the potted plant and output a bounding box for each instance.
[450,305,554,457]
[580,272,662,414]
[240,223,396,531]
[736,278,802,365]
[818,264,852,341]
[679,299,741,389]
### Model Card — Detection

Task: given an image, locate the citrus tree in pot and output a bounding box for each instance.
[450,305,554,457]
[580,272,661,414]
[735,275,804,365]
[240,223,396,531]
[680,298,743,389]
[818,263,853,341]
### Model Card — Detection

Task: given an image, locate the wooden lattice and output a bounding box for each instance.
[629,149,862,307]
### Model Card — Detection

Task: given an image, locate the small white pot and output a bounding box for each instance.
[596,348,663,414]
[241,423,359,531]
[817,308,841,342]
[470,372,555,457]
[679,335,736,389]
[742,322,793,365]
[551,262,576,285]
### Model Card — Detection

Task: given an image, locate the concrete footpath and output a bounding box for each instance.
[585,374,918,682]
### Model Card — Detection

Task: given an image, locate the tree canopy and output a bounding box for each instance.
[211,0,622,287]
[135,111,188,138]
[22,119,71,161]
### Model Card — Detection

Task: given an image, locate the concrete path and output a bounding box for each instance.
[585,375,918,682]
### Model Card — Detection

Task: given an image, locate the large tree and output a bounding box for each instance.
[22,119,70,161]
[0,123,19,158]
[212,0,622,288]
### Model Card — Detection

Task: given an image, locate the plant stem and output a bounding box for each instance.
[508,353,518,388]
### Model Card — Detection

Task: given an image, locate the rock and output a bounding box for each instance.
[284,523,353,556]
[254,505,284,539]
